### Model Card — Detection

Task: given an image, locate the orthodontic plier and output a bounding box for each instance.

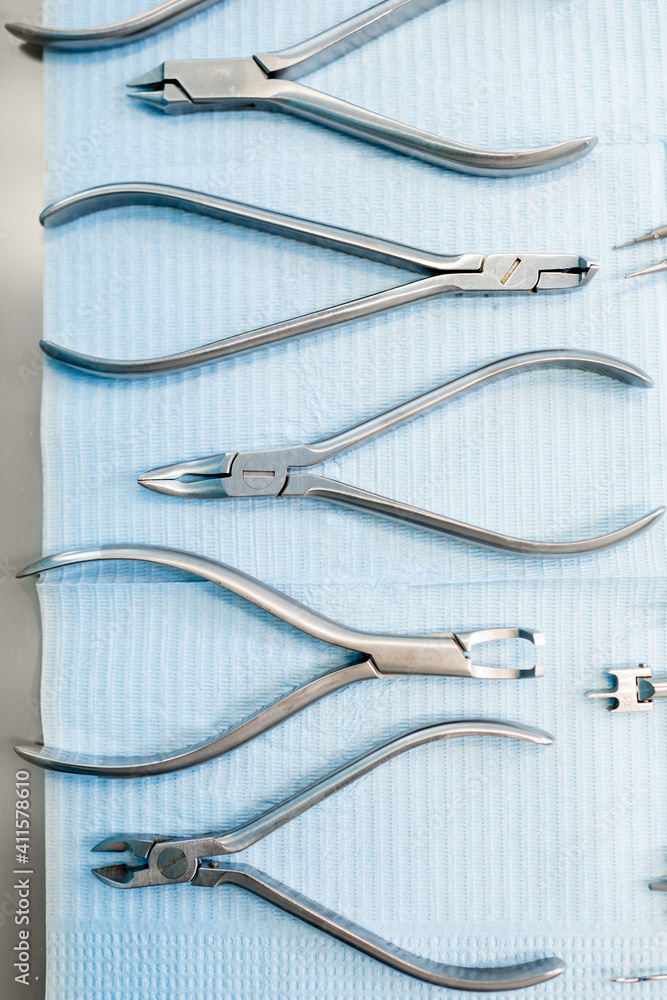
[38,183,598,378]
[137,350,664,555]
[16,545,544,777]
[89,717,565,991]
[8,0,597,176]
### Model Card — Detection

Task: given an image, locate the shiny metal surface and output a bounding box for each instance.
[122,0,596,175]
[587,664,667,713]
[138,349,663,555]
[38,183,598,377]
[190,863,564,992]
[16,546,545,776]
[5,0,222,49]
[611,973,667,983]
[614,225,667,250]
[5,0,440,51]
[625,258,667,279]
[90,719,563,990]
[90,719,552,882]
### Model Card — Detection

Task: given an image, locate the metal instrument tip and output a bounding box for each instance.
[625,259,667,279]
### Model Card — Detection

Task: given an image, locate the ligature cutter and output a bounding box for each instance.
[38,183,598,378]
[7,1,596,176]
[89,717,564,991]
[137,350,663,555]
[16,545,544,777]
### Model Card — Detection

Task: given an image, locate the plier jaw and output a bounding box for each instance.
[480,254,598,292]
[91,835,200,888]
[138,447,306,498]
[534,256,599,290]
[457,627,546,680]
[127,58,271,114]
[138,451,240,498]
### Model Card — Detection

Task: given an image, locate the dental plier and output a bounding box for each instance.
[38,183,598,378]
[122,0,596,175]
[16,545,544,777]
[90,717,564,991]
[137,350,664,555]
[7,0,597,176]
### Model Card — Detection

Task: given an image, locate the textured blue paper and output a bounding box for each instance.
[37,0,667,996]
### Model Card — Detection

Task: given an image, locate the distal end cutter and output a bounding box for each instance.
[37,183,598,378]
[120,0,595,176]
[16,545,544,777]
[138,349,663,556]
[89,718,564,991]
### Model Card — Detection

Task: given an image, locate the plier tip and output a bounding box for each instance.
[91,864,141,888]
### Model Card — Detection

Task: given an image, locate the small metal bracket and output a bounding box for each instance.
[586,664,667,713]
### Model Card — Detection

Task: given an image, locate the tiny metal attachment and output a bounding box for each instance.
[121,0,596,175]
[89,718,565,991]
[612,973,667,982]
[15,545,544,777]
[625,259,667,279]
[137,349,663,555]
[587,664,667,713]
[615,225,667,250]
[37,183,598,378]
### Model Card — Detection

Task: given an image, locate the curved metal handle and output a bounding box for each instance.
[17,545,386,653]
[258,0,449,79]
[15,660,379,778]
[6,0,443,53]
[283,475,665,556]
[193,861,565,992]
[221,720,551,853]
[5,0,221,50]
[267,80,595,177]
[306,349,653,462]
[39,277,451,378]
[39,182,468,273]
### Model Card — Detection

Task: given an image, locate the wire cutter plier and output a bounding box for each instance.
[38,183,598,378]
[8,0,596,176]
[16,545,544,777]
[137,350,664,555]
[89,717,565,991]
